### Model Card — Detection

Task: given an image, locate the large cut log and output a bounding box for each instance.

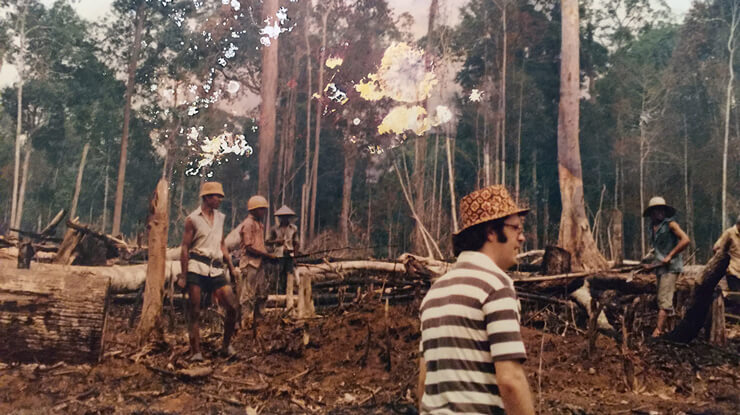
[664,243,730,343]
[0,264,110,364]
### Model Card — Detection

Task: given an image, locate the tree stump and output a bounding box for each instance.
[137,179,169,344]
[0,264,110,364]
[543,245,571,275]
[709,291,726,346]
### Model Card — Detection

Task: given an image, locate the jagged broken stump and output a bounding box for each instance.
[0,264,110,364]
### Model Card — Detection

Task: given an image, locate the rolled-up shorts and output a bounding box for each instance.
[656,271,678,311]
[187,272,228,293]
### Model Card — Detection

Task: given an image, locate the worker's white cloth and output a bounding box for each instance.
[187,207,225,277]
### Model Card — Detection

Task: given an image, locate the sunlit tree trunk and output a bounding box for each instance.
[258,0,280,200]
[11,0,28,233]
[446,133,458,233]
[721,1,738,230]
[112,3,146,236]
[70,142,90,220]
[557,0,607,271]
[15,145,31,228]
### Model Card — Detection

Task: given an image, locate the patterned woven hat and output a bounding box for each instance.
[456,185,529,235]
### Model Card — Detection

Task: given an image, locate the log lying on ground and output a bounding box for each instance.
[29,261,181,294]
[0,264,110,364]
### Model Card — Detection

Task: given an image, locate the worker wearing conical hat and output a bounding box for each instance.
[267,205,300,300]
[178,182,239,361]
[237,195,276,330]
[642,196,690,337]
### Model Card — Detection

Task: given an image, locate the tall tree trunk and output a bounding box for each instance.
[721,1,738,231]
[499,4,507,186]
[69,142,90,220]
[309,7,330,241]
[102,149,110,233]
[639,95,647,256]
[531,148,538,249]
[515,58,525,203]
[300,0,312,251]
[445,134,458,233]
[411,0,438,254]
[340,138,357,246]
[136,178,169,344]
[112,3,146,236]
[15,145,31,228]
[258,0,280,198]
[11,1,28,232]
[683,116,696,260]
[557,0,607,271]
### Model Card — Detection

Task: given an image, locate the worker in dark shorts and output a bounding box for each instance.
[177,182,240,361]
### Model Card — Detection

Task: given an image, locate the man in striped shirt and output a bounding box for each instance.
[419,185,535,415]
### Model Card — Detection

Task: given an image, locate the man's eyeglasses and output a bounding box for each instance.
[503,223,525,234]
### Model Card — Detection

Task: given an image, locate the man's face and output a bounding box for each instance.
[650,207,665,222]
[495,214,526,270]
[278,216,290,226]
[205,194,223,209]
[252,207,267,220]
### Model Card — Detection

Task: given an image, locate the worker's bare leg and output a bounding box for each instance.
[187,284,203,356]
[654,309,668,337]
[215,285,238,351]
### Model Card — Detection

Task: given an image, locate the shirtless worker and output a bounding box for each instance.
[177,182,239,361]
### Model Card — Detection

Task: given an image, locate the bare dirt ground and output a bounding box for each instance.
[0,296,738,414]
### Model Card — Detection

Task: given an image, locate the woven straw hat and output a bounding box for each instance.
[456,185,529,235]
[274,205,296,216]
[643,196,676,218]
[199,182,225,197]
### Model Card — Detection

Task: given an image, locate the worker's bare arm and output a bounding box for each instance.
[180,218,195,276]
[494,359,535,415]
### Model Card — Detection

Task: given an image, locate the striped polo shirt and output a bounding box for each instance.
[419,251,527,414]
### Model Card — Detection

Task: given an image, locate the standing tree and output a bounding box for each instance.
[721,0,739,230]
[257,0,280,198]
[111,0,146,236]
[557,0,607,271]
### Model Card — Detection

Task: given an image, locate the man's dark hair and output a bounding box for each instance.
[452,217,508,256]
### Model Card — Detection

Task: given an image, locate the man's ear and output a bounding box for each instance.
[485,224,497,244]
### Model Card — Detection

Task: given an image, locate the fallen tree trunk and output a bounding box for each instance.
[0,264,110,364]
[664,243,730,343]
